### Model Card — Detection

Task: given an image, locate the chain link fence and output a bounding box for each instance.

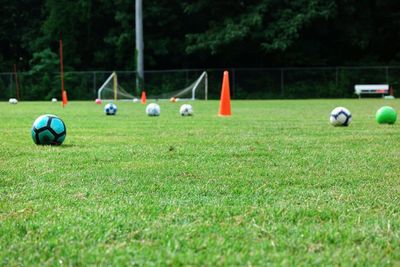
[1,67,399,100]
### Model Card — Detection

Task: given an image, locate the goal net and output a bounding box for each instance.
[97,72,136,101]
[147,71,208,100]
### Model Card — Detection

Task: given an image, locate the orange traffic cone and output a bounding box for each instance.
[219,71,231,116]
[141,91,146,104]
[62,90,68,107]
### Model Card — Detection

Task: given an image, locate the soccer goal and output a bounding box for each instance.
[97,72,136,101]
[148,71,208,101]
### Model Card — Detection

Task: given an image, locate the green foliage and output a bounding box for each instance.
[21,49,59,100]
[0,75,11,99]
[1,0,400,73]
[184,1,335,54]
[29,49,59,73]
[0,1,42,71]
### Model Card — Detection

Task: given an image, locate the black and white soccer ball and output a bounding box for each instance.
[179,104,193,116]
[104,103,117,115]
[146,103,160,116]
[330,107,352,126]
[31,114,66,145]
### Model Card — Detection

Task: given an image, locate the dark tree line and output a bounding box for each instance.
[1,0,400,73]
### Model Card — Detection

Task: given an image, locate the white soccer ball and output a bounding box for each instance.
[104,103,117,115]
[146,103,160,116]
[9,98,18,104]
[133,98,140,103]
[180,104,193,116]
[51,98,58,102]
[330,107,352,126]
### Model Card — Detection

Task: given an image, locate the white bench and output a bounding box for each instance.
[354,84,389,98]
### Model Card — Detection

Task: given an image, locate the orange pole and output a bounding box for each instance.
[13,64,20,100]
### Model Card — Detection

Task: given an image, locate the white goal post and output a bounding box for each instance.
[147,71,208,101]
[173,71,208,101]
[97,72,116,100]
[97,72,136,101]
[192,71,208,100]
[97,71,208,101]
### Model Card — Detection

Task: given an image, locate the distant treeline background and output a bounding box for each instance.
[1,0,400,99]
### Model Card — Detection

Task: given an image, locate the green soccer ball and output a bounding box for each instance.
[375,106,397,124]
[31,114,67,145]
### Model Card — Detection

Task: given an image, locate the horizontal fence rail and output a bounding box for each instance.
[1,67,399,100]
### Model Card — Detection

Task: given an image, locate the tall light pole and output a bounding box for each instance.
[135,0,144,94]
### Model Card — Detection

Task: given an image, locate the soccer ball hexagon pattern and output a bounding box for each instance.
[180,104,193,116]
[146,103,160,116]
[31,114,66,145]
[104,103,117,115]
[330,107,352,126]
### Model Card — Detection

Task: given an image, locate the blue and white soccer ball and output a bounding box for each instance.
[146,103,160,116]
[180,104,193,116]
[104,103,117,115]
[31,114,66,145]
[330,107,352,126]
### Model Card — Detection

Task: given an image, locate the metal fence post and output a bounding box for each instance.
[231,68,235,99]
[386,66,389,84]
[9,73,13,98]
[280,68,284,97]
[335,67,339,89]
[93,72,97,98]
[205,71,208,101]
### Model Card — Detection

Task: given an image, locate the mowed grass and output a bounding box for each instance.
[0,99,400,266]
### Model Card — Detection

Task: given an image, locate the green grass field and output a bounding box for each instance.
[1,99,399,266]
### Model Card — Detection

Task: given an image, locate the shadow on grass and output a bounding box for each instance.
[34,143,77,148]
[59,144,76,148]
